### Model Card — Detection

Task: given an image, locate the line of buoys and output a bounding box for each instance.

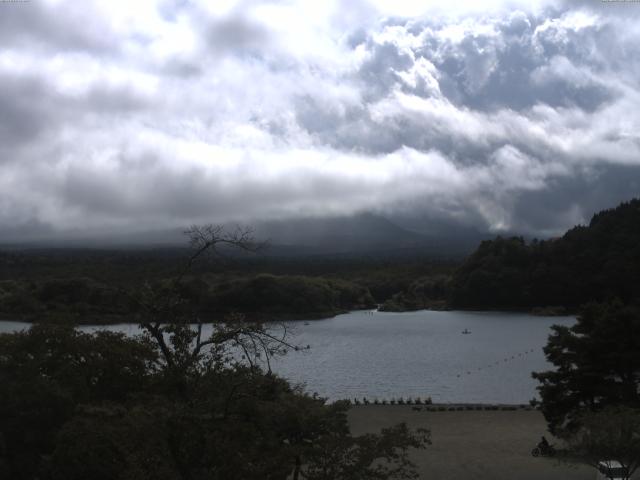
[454,347,539,379]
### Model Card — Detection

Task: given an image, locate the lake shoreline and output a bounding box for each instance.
[380,304,575,317]
[0,306,574,326]
[0,309,358,325]
[346,402,536,411]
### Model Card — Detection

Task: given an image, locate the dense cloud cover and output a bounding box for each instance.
[1,0,639,241]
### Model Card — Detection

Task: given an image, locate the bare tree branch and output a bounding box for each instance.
[127,224,295,379]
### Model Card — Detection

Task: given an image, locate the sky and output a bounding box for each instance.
[1,0,639,242]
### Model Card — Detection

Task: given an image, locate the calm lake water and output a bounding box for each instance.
[0,310,574,404]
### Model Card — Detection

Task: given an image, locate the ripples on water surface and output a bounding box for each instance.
[0,310,574,404]
[272,310,575,403]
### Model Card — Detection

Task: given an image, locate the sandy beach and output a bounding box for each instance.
[348,405,597,480]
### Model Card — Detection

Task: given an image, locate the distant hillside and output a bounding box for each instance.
[256,213,421,248]
[2,212,483,258]
[254,213,486,257]
[449,199,640,310]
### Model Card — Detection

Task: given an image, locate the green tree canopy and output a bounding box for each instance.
[450,198,640,310]
[532,302,640,436]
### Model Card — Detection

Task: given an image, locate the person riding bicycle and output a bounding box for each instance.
[531,435,555,457]
[538,436,550,450]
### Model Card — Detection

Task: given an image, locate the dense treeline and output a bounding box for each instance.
[0,248,456,287]
[0,278,134,322]
[197,274,375,318]
[379,275,450,312]
[0,247,455,322]
[4,198,637,318]
[450,199,640,311]
[0,274,376,323]
[0,248,186,285]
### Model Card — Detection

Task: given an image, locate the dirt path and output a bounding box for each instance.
[348,406,595,480]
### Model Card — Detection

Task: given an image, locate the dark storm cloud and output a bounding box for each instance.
[509,164,640,236]
[0,67,151,164]
[206,15,270,54]
[0,74,53,151]
[0,219,56,243]
[358,40,415,100]
[289,3,640,235]
[560,0,640,17]
[427,12,615,112]
[0,2,116,54]
[0,0,639,241]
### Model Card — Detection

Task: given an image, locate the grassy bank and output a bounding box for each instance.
[348,405,594,480]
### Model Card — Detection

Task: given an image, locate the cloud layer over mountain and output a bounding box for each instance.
[1,0,639,241]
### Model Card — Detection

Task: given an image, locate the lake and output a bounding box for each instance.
[0,310,574,404]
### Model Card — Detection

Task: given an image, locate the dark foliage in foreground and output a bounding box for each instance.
[532,302,640,437]
[450,199,640,310]
[0,324,429,480]
[0,225,429,480]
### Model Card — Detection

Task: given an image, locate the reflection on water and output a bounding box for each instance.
[0,310,574,403]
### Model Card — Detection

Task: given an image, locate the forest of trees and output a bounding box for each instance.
[449,199,640,311]
[0,226,430,480]
[0,246,454,322]
[533,301,640,478]
[0,274,375,324]
[2,200,640,477]
[1,198,639,320]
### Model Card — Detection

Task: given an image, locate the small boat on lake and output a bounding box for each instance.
[461,328,471,334]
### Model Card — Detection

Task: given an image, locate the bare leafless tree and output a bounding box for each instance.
[129,224,295,376]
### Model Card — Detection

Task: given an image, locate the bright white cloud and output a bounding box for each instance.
[0,0,639,241]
